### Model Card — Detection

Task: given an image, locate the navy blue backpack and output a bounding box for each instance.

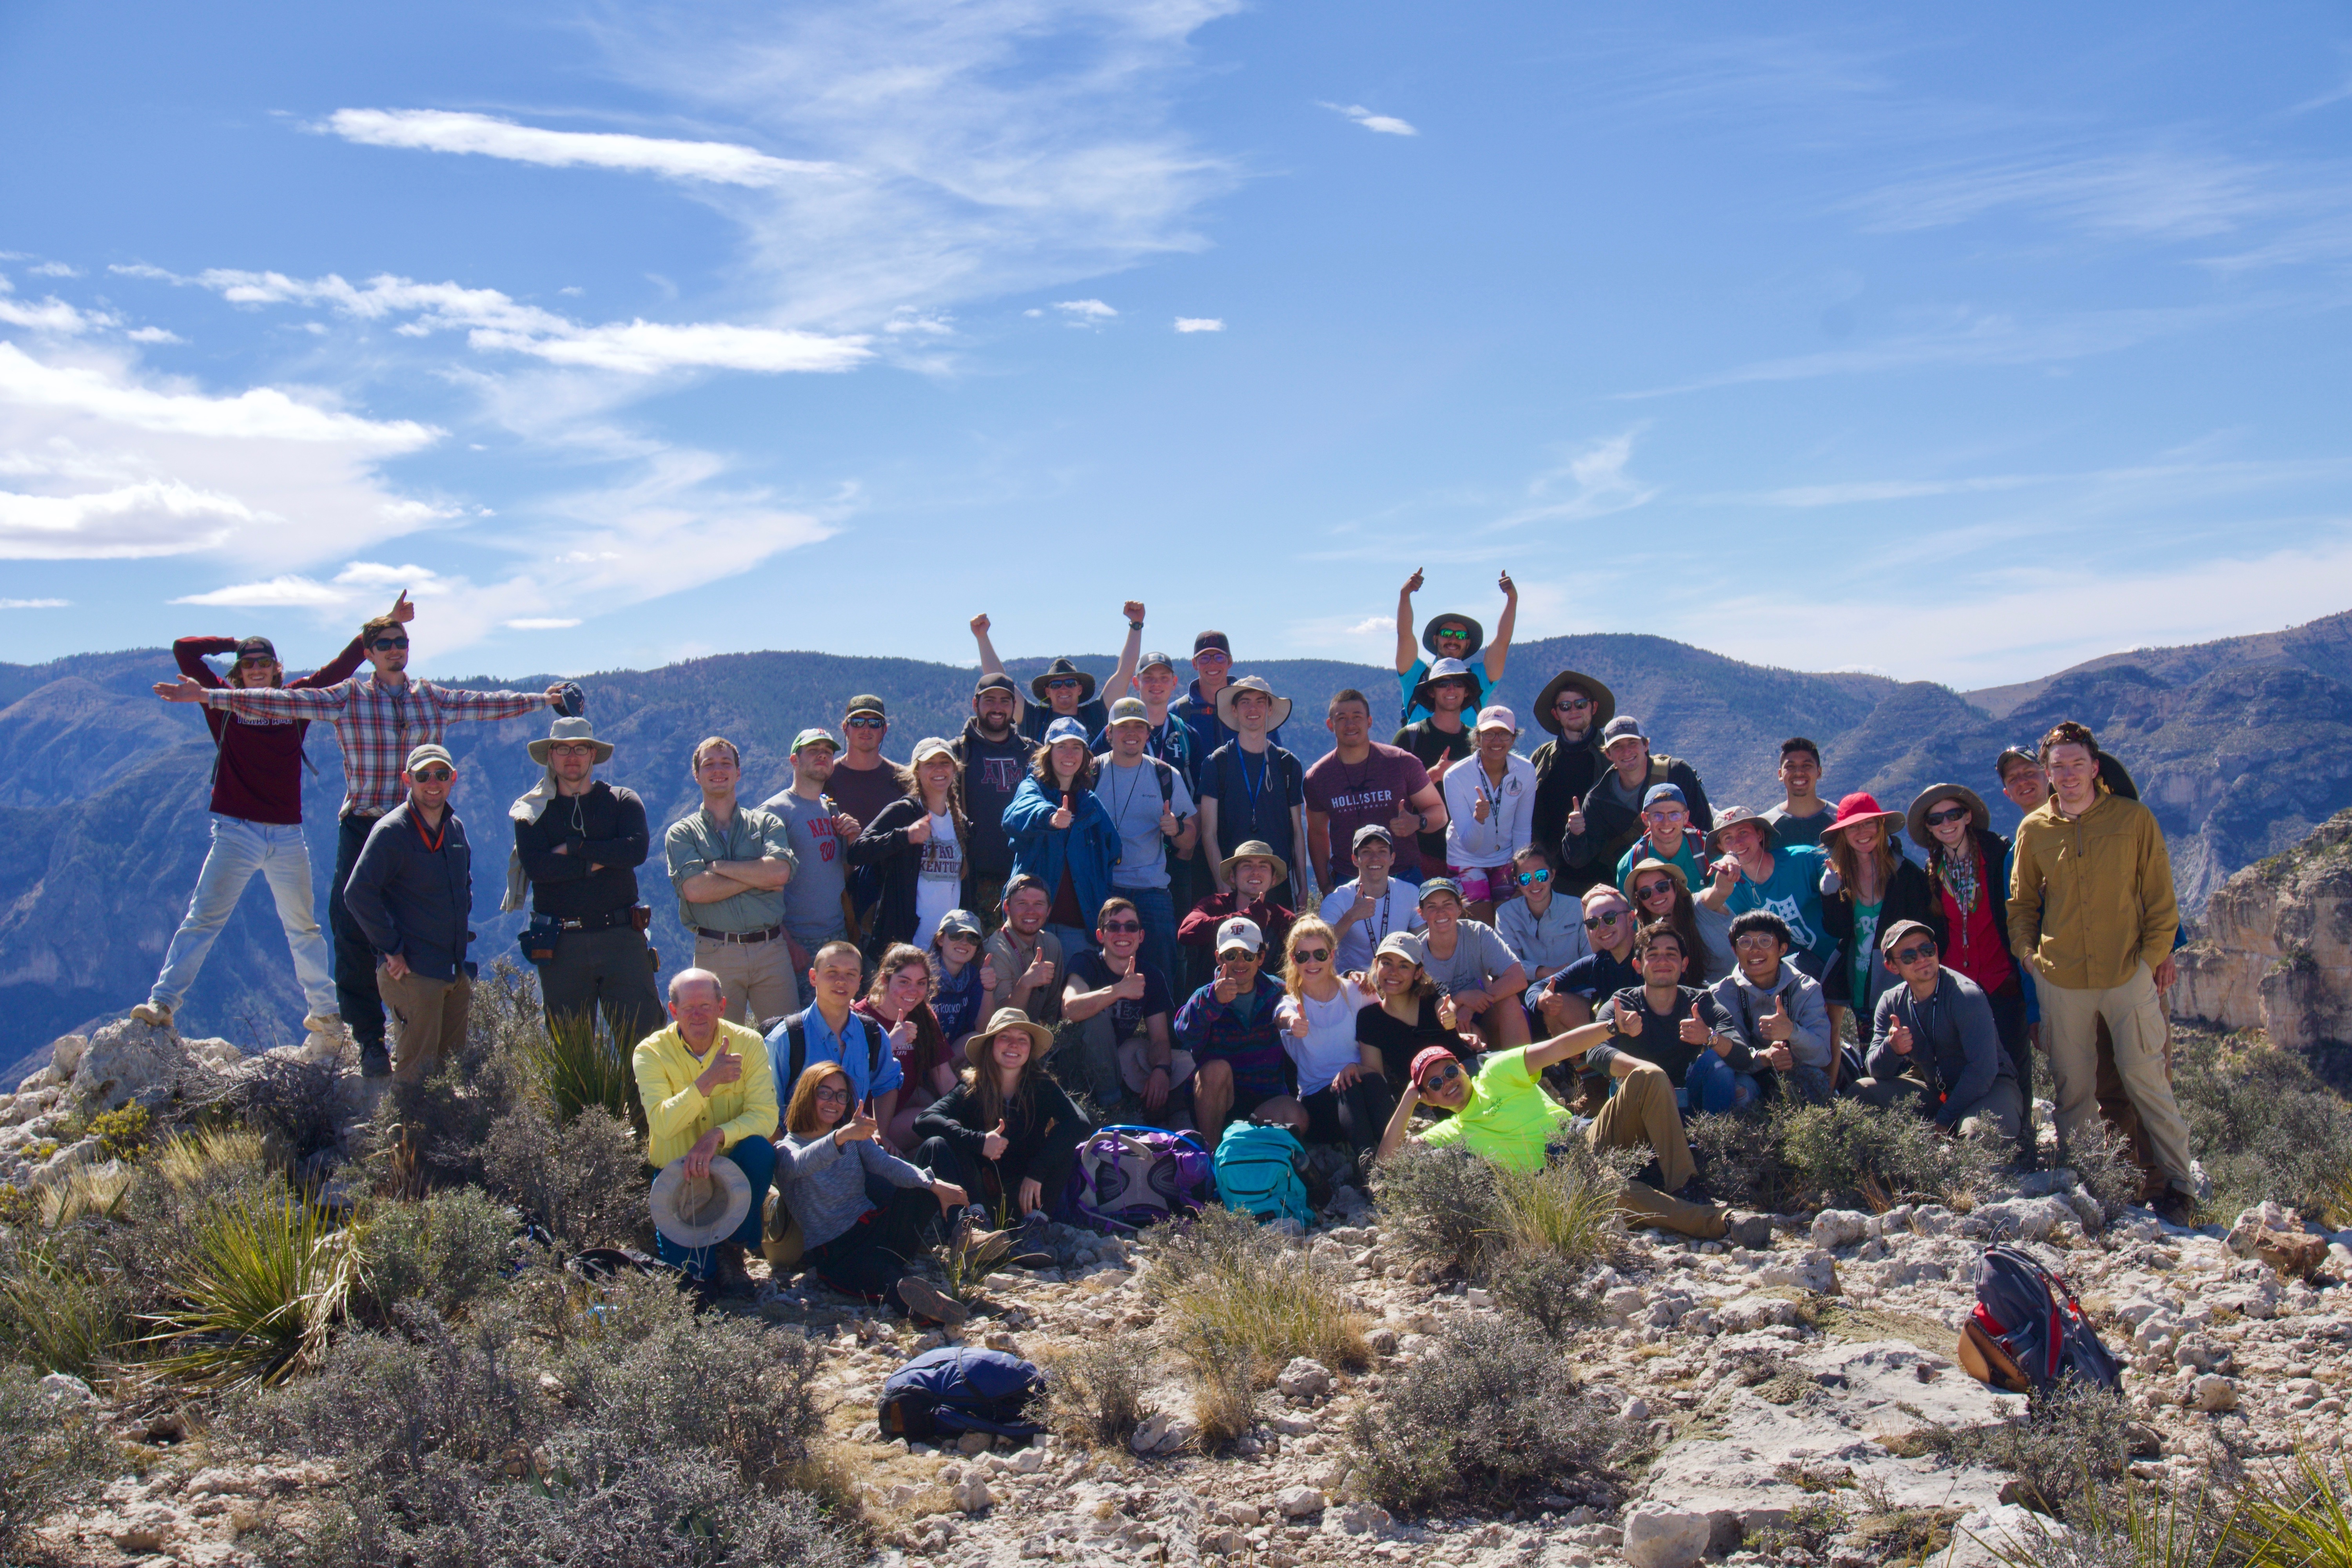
[1957,1243,2124,1396]
[878,1345,1047,1440]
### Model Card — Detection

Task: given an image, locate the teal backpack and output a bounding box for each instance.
[1213,1121,1311,1226]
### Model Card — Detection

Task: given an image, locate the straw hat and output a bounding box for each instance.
[1217,838,1289,887]
[649,1153,752,1250]
[965,1007,1054,1069]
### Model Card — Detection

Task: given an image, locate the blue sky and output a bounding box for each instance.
[2,2,2349,689]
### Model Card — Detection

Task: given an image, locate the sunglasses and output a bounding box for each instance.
[1292,946,1331,963]
[1584,909,1628,928]
[413,767,454,783]
[1419,1061,1465,1087]
[1101,920,1144,933]
[237,654,276,666]
[1924,806,1971,826]
[1433,626,1470,641]
[1644,807,1688,822]
[1635,882,1673,899]
[845,715,886,729]
[1516,869,1551,886]
[1555,695,1593,710]
[370,636,409,650]
[1892,942,1937,965]
[1194,650,1230,664]
[1046,679,1081,690]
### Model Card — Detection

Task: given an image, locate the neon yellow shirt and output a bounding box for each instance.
[633,1018,779,1168]
[1418,1046,1574,1174]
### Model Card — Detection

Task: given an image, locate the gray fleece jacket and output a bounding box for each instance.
[1708,960,1835,1071]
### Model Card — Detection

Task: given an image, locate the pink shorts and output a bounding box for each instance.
[1447,863,1515,904]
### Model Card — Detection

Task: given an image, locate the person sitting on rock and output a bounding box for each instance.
[912,1007,1093,1225]
[632,967,779,1294]
[777,1061,971,1325]
[1172,916,1306,1139]
[1273,917,1393,1159]
[1706,912,1832,1105]
[1372,1017,1764,1245]
[1851,920,2024,1147]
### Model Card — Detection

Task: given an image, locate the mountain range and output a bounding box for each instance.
[6,610,2352,1082]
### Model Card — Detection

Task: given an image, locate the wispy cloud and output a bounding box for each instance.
[505,617,582,630]
[0,597,69,608]
[124,326,183,345]
[0,341,437,446]
[1173,316,1223,332]
[1055,299,1117,321]
[325,108,840,185]
[172,575,352,607]
[26,263,78,279]
[1487,431,1657,530]
[0,275,119,336]
[1850,148,2292,242]
[1320,102,1418,136]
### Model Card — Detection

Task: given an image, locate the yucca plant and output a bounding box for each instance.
[151,1127,269,1189]
[2232,1450,2352,1566]
[1484,1138,1636,1267]
[138,1185,355,1389]
[0,1236,132,1378]
[1971,1472,2241,1568]
[523,1010,646,1134]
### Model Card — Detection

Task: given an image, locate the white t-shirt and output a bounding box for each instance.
[1318,878,1426,973]
[1441,751,1537,866]
[914,811,962,948]
[1274,978,1378,1095]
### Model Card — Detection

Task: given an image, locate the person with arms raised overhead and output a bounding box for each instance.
[158,599,569,1078]
[1561,716,1712,889]
[1095,696,1198,987]
[2008,721,2196,1222]
[505,714,662,1051]
[1818,792,1938,1047]
[342,744,477,1087]
[1695,805,1833,982]
[1393,658,1480,873]
[666,736,798,1029]
[1394,568,1519,725]
[1303,688,1448,893]
[1198,675,1310,911]
[972,601,1146,747]
[1763,738,1835,848]
[1440,705,1537,923]
[1317,824,1425,974]
[1526,669,1614,894]
[848,736,975,959]
[948,667,1037,929]
[757,729,859,969]
[1708,911,1831,1105]
[1852,920,2025,1148]
[136,601,377,1037]
[632,967,779,1295]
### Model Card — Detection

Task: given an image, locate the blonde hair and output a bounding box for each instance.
[1282,917,1339,999]
[783,1062,854,1138]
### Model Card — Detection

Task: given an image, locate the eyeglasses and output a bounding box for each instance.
[1193,650,1230,665]
[413,767,453,783]
[1101,920,1144,933]
[1515,869,1551,886]
[1419,1062,1464,1087]
[1644,807,1688,823]
[548,743,597,757]
[845,715,885,729]
[1293,947,1331,963]
[1891,942,1937,965]
[1583,909,1627,928]
[1634,881,1673,900]
[1924,806,1970,826]
[813,1086,851,1105]
[370,636,409,650]
[1433,626,1470,641]
[1733,933,1781,950]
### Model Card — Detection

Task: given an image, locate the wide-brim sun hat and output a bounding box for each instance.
[1030,657,1096,705]
[1213,674,1293,732]
[1620,857,1690,901]
[528,715,614,765]
[1818,791,1904,840]
[650,1154,752,1250]
[1706,805,1779,853]
[1532,669,1617,737]
[967,1008,1054,1069]
[1906,784,1991,847]
[1421,612,1485,660]
[1410,657,1482,712]
[1218,839,1289,887]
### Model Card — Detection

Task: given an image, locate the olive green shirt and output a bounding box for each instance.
[665,802,797,933]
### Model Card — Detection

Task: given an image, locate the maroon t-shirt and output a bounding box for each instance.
[176,635,366,825]
[1303,742,1434,886]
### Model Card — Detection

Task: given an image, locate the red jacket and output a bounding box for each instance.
[1178,890,1296,956]
[175,635,365,824]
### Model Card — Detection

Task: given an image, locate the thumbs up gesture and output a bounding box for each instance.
[840,1099,880,1144]
[887,1018,916,1051]
[980,962,1000,995]
[1112,967,1147,1002]
[1564,795,1586,838]
[1160,802,1181,838]
[982,1118,1009,1160]
[1761,993,1795,1042]
[1283,1001,1310,1039]
[1710,856,1740,895]
[1615,1004,1643,1038]
[1679,1003,1712,1047]
[1888,1018,1915,1056]
[906,813,933,844]
[1051,793,1074,830]
[695,1044,744,1097]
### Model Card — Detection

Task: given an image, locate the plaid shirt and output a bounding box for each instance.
[1173,973,1293,1102]
[204,672,546,817]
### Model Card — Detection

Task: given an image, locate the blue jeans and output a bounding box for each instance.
[1115,885,1178,993]
[1680,1051,1760,1116]
[652,1134,777,1281]
[152,815,337,1016]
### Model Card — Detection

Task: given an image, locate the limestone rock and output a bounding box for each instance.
[36,1372,94,1406]
[2193,1375,2238,1412]
[70,1018,209,1111]
[1276,1357,1331,1398]
[1621,1501,1712,1568]
[1968,1195,2080,1242]
[1275,1485,1326,1518]
[1811,1209,1875,1249]
[50,1034,87,1076]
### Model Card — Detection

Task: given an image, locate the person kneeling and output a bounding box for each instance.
[777,1064,971,1325]
[1371,1022,1765,1245]
[1851,920,2024,1145]
[913,1008,1093,1228]
[632,968,779,1295]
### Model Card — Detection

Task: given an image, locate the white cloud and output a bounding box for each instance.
[325,108,839,185]
[1174,316,1223,332]
[0,479,257,559]
[505,617,582,630]
[172,575,351,607]
[124,326,184,344]
[1488,431,1658,530]
[1055,299,1117,319]
[26,262,78,279]
[0,283,117,336]
[1321,102,1419,136]
[0,341,437,446]
[0,597,69,608]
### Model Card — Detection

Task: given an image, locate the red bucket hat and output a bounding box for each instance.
[1817,791,1904,839]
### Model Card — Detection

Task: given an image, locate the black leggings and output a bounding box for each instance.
[800,1186,940,1306]
[1299,1072,1396,1155]
[911,1136,1081,1222]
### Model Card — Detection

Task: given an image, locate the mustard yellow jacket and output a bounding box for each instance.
[632,1018,779,1168]
[2005,789,2178,992]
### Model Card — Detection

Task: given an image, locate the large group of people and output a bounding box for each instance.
[140,576,2202,1310]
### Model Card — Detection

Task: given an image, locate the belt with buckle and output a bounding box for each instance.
[345,807,387,821]
[692,924,784,945]
[555,909,637,934]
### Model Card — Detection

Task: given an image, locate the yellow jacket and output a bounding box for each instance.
[2005,788,2178,992]
[632,1018,779,1168]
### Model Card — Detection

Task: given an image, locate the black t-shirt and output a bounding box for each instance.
[1394,719,1475,865]
[953,726,1037,878]
[1067,951,1173,1040]
[828,760,909,841]
[1355,993,1470,1073]
[1198,742,1307,867]
[1022,696,1109,746]
[1550,949,1641,1002]
[1594,982,1735,1089]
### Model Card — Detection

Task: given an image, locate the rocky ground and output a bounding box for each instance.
[9,1022,2352,1567]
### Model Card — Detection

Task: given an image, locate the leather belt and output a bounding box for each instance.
[554,909,637,934]
[691,924,784,945]
[345,807,387,821]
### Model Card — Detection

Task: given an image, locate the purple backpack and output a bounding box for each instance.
[1065,1124,1212,1232]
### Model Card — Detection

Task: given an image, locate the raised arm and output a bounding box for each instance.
[971,612,1005,680]
[1109,601,1145,696]
[1483,571,1518,685]
[1394,569,1424,675]
[173,636,235,686]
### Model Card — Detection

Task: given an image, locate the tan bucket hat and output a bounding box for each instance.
[649,1153,752,1250]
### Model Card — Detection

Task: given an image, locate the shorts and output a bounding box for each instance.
[1447,862,1515,904]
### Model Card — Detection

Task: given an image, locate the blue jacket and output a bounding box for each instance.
[344,800,474,982]
[1002,777,1122,929]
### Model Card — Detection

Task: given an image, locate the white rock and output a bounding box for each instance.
[1811,1209,1874,1249]
[50,1034,86,1076]
[2193,1375,2238,1412]
[1324,1501,1392,1535]
[1275,1484,1327,1518]
[1621,1501,1712,1568]
[1276,1357,1332,1398]
[1603,1285,1646,1323]
[36,1372,94,1406]
[1969,1196,2078,1242]
[1946,1502,2074,1567]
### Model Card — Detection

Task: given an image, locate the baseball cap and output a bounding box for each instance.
[1474,704,1516,734]
[1601,715,1647,745]
[1416,877,1466,907]
[791,727,838,755]
[1880,919,1938,956]
[1642,783,1688,810]
[1373,930,1425,965]
[1043,716,1090,747]
[1351,823,1396,852]
[1409,1045,1465,1088]
[1001,873,1047,904]
[1138,650,1176,674]
[234,635,277,661]
[911,736,957,767]
[1994,746,2039,780]
[1215,916,1265,955]
[975,672,1022,700]
[405,743,454,773]
[845,693,887,719]
[1107,696,1152,727]
[1193,630,1232,656]
[935,909,983,942]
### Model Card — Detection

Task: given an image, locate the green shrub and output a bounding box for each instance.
[1370,1141,1498,1272]
[0,1227,134,1377]
[2170,1027,2352,1222]
[1042,1336,1157,1450]
[525,1011,646,1136]
[138,1184,355,1389]
[87,1103,153,1163]
[1776,1097,2002,1210]
[480,1105,642,1256]
[1347,1317,1626,1515]
[1373,1137,1630,1328]
[0,1364,114,1560]
[2066,1114,2144,1230]
[355,1188,516,1324]
[1152,1206,1365,1385]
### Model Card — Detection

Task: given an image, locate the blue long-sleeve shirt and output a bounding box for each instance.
[1866,969,2015,1128]
[1002,777,1122,929]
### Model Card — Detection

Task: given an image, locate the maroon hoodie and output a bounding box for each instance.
[174,635,366,824]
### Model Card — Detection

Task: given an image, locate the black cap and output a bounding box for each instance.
[974,672,1021,699]
[845,693,886,719]
[235,636,278,661]
[1193,630,1231,656]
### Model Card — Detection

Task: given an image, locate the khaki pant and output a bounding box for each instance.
[1583,1062,1729,1239]
[1851,1071,2024,1143]
[379,966,474,1086]
[695,935,800,1030]
[2040,963,2194,1194]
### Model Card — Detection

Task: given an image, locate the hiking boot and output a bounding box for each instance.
[895,1276,971,1328]
[302,1012,346,1038]
[1722,1212,1774,1250]
[359,1044,393,1079]
[2154,1189,2201,1229]
[1007,1251,1056,1271]
[713,1243,756,1298]
[130,1000,174,1029]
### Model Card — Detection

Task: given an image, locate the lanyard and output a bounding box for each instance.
[1236,748,1269,819]
[410,809,446,854]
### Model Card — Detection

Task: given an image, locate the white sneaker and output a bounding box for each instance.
[130,1001,173,1029]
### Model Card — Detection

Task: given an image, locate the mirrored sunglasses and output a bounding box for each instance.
[413,767,454,782]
